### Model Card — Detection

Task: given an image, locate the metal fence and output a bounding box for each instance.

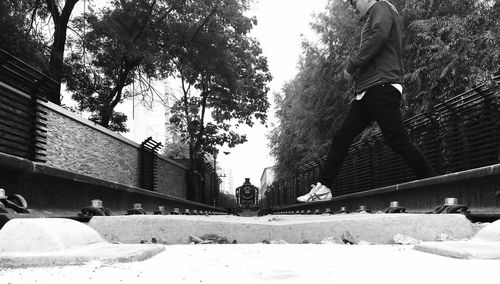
[0,48,52,163]
[140,137,162,191]
[265,73,500,208]
[201,161,221,207]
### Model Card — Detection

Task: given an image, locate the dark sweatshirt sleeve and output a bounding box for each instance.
[346,3,393,74]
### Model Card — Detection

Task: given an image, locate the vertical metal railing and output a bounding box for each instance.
[140,137,162,191]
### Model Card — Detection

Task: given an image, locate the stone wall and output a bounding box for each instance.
[157,159,187,199]
[40,101,188,198]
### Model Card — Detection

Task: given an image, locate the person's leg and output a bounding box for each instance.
[365,85,436,179]
[319,100,371,186]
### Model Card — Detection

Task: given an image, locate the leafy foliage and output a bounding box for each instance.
[0,0,82,104]
[167,0,272,163]
[162,140,190,159]
[270,0,500,178]
[401,0,500,115]
[269,0,358,177]
[65,0,179,132]
[63,0,271,167]
[0,0,50,70]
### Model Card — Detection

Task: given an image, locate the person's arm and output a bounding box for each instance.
[346,3,393,75]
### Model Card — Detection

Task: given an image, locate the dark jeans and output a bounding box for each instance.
[319,84,435,187]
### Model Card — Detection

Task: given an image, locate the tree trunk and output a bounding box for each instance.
[46,0,79,105]
[99,106,113,128]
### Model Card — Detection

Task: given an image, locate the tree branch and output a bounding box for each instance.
[130,0,157,43]
[191,1,221,42]
[45,0,60,23]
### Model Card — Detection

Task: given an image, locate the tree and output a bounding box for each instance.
[65,0,180,132]
[167,0,272,168]
[400,0,500,116]
[0,0,49,70]
[0,0,82,104]
[269,0,358,177]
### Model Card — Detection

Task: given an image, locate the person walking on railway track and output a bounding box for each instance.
[297,0,435,202]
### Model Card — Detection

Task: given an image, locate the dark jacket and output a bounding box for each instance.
[346,0,403,93]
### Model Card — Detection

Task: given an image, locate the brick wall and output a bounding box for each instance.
[40,101,188,198]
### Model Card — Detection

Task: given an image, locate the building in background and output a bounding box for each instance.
[115,83,167,145]
[163,82,181,145]
[259,166,276,200]
[219,167,234,195]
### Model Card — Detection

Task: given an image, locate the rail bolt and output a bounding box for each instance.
[356,205,371,213]
[127,203,146,215]
[314,209,321,214]
[338,206,349,214]
[444,198,458,206]
[385,201,406,213]
[184,209,191,215]
[390,201,399,208]
[80,199,110,216]
[0,188,6,199]
[154,206,167,215]
[325,208,332,214]
[432,197,468,214]
[91,199,103,208]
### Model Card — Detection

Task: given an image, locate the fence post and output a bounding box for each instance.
[140,137,162,191]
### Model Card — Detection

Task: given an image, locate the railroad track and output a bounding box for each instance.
[265,163,500,223]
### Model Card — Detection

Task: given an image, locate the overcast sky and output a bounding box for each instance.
[217,0,328,189]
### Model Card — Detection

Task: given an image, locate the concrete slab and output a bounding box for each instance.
[0,218,104,252]
[1,244,500,283]
[470,219,500,242]
[414,219,500,259]
[0,242,165,268]
[414,241,500,259]
[88,213,475,244]
[0,218,164,268]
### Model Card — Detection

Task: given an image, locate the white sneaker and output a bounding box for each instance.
[295,183,319,203]
[297,183,332,202]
